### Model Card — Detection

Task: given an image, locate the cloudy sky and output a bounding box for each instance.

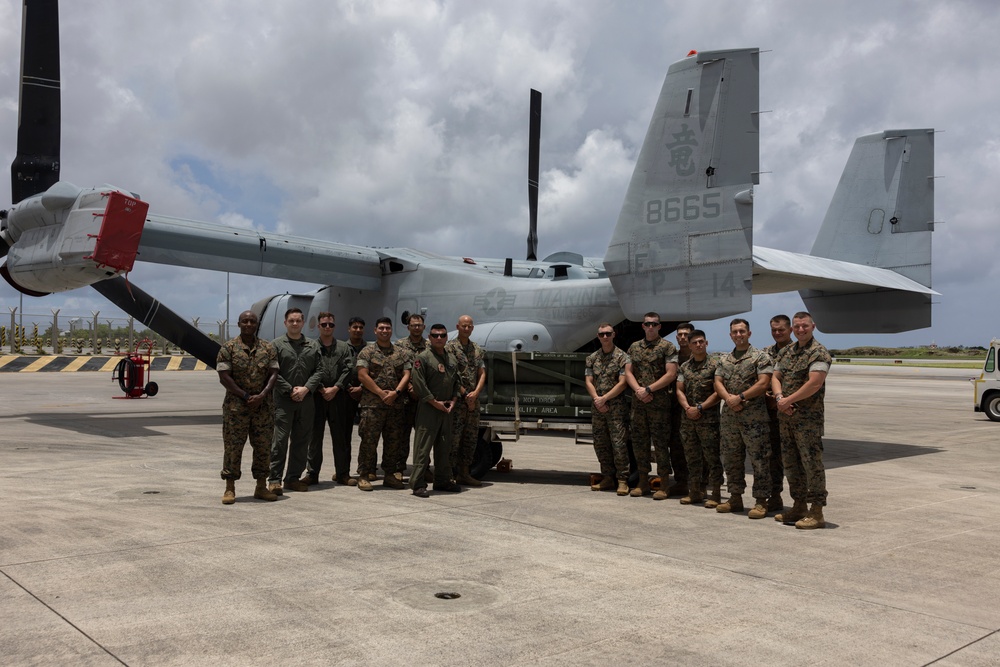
[1,0,997,351]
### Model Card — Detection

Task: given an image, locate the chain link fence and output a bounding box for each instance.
[0,308,234,356]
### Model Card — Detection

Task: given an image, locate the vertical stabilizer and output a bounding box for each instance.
[604,48,759,320]
[803,129,935,332]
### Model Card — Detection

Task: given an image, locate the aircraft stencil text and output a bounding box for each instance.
[646,192,721,224]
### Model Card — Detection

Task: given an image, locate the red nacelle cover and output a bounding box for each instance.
[91,191,148,272]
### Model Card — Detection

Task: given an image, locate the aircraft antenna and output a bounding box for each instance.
[526,89,541,261]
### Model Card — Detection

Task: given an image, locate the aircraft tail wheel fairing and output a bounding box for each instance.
[470,428,503,479]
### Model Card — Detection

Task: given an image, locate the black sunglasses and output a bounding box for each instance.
[428,333,448,339]
[642,321,660,327]
[318,322,335,328]
[597,332,614,338]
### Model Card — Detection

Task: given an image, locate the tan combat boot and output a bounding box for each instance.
[716,494,743,513]
[775,499,807,523]
[629,473,651,497]
[680,484,705,505]
[254,479,278,501]
[383,472,404,489]
[652,477,668,500]
[703,485,722,509]
[767,494,784,512]
[616,480,630,496]
[594,476,616,491]
[267,482,284,496]
[795,503,826,530]
[456,464,482,487]
[222,479,236,505]
[747,498,769,519]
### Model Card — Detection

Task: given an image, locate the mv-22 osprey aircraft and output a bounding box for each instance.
[1,0,937,366]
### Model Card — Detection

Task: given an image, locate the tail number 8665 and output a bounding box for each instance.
[646,192,721,224]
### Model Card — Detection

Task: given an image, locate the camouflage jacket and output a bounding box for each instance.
[715,345,772,422]
[446,338,485,400]
[774,336,832,420]
[216,336,278,400]
[585,346,630,401]
[678,355,720,423]
[626,337,678,408]
[356,341,413,409]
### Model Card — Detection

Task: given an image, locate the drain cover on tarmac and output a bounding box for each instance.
[392,580,501,612]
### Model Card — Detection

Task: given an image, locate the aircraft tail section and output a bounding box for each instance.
[604,48,759,320]
[803,129,935,332]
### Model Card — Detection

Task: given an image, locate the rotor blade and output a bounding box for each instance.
[526,89,541,261]
[92,277,221,368]
[12,0,61,205]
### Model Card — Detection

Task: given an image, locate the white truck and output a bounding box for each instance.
[973,339,1000,421]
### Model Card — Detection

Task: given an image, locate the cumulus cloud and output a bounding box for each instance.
[1,0,998,348]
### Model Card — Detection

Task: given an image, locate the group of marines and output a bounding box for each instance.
[216,309,487,503]
[585,312,831,530]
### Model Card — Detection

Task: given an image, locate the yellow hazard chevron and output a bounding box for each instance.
[0,355,211,372]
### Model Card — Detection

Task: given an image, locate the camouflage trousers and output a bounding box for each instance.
[591,399,630,480]
[720,413,772,499]
[451,400,480,470]
[357,406,407,476]
[680,417,722,491]
[767,410,785,497]
[779,412,828,506]
[221,396,273,481]
[307,392,352,480]
[663,400,688,484]
[630,399,670,475]
[269,395,315,485]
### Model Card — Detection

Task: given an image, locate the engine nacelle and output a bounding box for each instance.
[1,182,148,295]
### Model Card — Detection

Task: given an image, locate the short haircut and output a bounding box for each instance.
[597,322,614,330]
[643,312,660,321]
[689,329,707,341]
[793,311,814,322]
[317,311,335,321]
[430,323,447,331]
[284,307,303,320]
[407,313,424,324]
[676,322,694,332]
[729,318,749,329]
[375,316,392,327]
[349,316,365,327]
[770,314,791,327]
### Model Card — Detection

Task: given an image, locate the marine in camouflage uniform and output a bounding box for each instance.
[217,316,279,485]
[355,318,413,488]
[714,319,773,513]
[342,318,368,484]
[763,314,792,507]
[268,311,322,490]
[585,325,631,488]
[446,315,486,484]
[305,313,354,484]
[625,314,678,495]
[662,324,694,495]
[396,318,428,475]
[675,333,722,503]
[772,312,832,529]
[409,326,464,494]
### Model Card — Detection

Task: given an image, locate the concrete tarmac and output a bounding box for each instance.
[1,365,996,666]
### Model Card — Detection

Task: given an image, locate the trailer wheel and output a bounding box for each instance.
[470,429,503,479]
[144,382,159,397]
[984,393,1000,422]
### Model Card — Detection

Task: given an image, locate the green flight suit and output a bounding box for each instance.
[409,346,462,490]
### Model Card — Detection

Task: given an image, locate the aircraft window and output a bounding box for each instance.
[986,347,995,373]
